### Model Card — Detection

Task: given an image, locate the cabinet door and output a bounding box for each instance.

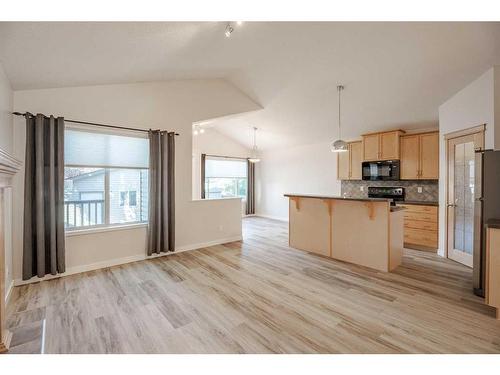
[349,141,362,180]
[400,135,419,179]
[363,134,380,161]
[380,131,400,160]
[420,132,439,179]
[337,149,350,180]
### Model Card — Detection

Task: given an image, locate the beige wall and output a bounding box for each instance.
[256,141,341,221]
[438,66,499,257]
[0,62,14,298]
[192,127,251,200]
[12,79,260,282]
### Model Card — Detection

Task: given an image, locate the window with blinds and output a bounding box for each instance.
[63,128,149,230]
[204,156,247,199]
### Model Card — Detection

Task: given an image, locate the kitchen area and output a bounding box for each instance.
[338,129,439,251]
[285,128,438,273]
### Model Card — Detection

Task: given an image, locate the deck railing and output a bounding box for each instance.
[64,199,105,228]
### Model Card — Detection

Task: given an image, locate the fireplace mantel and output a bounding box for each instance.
[0,146,21,353]
[0,147,22,186]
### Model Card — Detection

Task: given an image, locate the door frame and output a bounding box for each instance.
[444,124,485,264]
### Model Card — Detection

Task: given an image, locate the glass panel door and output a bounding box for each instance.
[447,134,481,267]
[453,142,474,256]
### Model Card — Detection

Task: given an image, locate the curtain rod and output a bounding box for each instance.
[12,112,180,136]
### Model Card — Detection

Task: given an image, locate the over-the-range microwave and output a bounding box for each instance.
[362,160,400,181]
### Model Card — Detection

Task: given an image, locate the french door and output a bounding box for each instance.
[447,132,483,267]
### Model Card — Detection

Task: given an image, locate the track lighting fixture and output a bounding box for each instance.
[225,23,234,38]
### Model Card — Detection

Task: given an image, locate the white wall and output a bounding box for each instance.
[0,62,14,299]
[438,66,499,257]
[0,64,13,154]
[256,141,341,221]
[192,127,251,200]
[12,79,260,282]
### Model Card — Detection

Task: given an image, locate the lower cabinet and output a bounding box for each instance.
[486,226,500,320]
[398,203,438,250]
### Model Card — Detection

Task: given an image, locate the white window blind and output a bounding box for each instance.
[65,129,149,168]
[205,157,247,178]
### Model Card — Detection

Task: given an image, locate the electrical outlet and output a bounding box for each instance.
[360,186,364,192]
[417,187,423,193]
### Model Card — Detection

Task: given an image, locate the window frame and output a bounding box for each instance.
[203,155,248,200]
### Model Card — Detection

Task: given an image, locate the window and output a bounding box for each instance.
[204,157,247,199]
[119,191,138,207]
[64,128,149,230]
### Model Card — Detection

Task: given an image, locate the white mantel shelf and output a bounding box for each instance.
[0,147,22,186]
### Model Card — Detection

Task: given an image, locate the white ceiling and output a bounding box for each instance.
[1,22,499,150]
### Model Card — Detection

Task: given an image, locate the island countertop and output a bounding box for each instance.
[285,193,404,272]
[284,193,391,202]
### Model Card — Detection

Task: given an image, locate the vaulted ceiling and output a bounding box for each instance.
[1,22,499,150]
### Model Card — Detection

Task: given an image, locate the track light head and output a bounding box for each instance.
[225,24,234,38]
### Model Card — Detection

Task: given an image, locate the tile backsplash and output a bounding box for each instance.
[341,180,439,202]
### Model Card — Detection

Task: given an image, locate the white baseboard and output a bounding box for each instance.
[5,280,14,304]
[254,214,289,222]
[13,235,243,286]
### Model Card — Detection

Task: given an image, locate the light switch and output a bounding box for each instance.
[417,187,423,193]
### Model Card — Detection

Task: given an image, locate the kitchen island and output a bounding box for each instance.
[284,194,404,272]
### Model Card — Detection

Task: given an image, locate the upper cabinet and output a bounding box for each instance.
[362,130,404,161]
[337,141,362,180]
[400,131,439,180]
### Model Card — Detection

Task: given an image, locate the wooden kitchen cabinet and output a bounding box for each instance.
[398,203,438,250]
[400,134,420,179]
[362,134,379,161]
[362,130,404,161]
[400,131,439,180]
[486,225,500,319]
[419,132,439,179]
[337,141,362,180]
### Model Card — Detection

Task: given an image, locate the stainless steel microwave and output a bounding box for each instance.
[362,160,400,181]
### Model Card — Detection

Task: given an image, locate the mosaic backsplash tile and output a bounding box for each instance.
[341,180,439,202]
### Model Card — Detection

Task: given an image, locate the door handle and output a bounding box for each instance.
[447,204,457,208]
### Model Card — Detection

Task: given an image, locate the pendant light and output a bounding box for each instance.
[248,127,261,163]
[331,85,348,152]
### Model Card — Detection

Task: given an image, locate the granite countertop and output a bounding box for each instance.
[397,200,439,206]
[284,193,390,202]
[486,219,500,229]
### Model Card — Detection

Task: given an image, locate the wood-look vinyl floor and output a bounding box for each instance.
[6,217,500,353]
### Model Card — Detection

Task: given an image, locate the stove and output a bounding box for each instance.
[367,186,405,205]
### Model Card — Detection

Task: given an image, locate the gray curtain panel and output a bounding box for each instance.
[246,160,255,215]
[23,114,66,280]
[148,130,175,255]
[200,153,206,199]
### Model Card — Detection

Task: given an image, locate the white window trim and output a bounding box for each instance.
[65,222,148,237]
